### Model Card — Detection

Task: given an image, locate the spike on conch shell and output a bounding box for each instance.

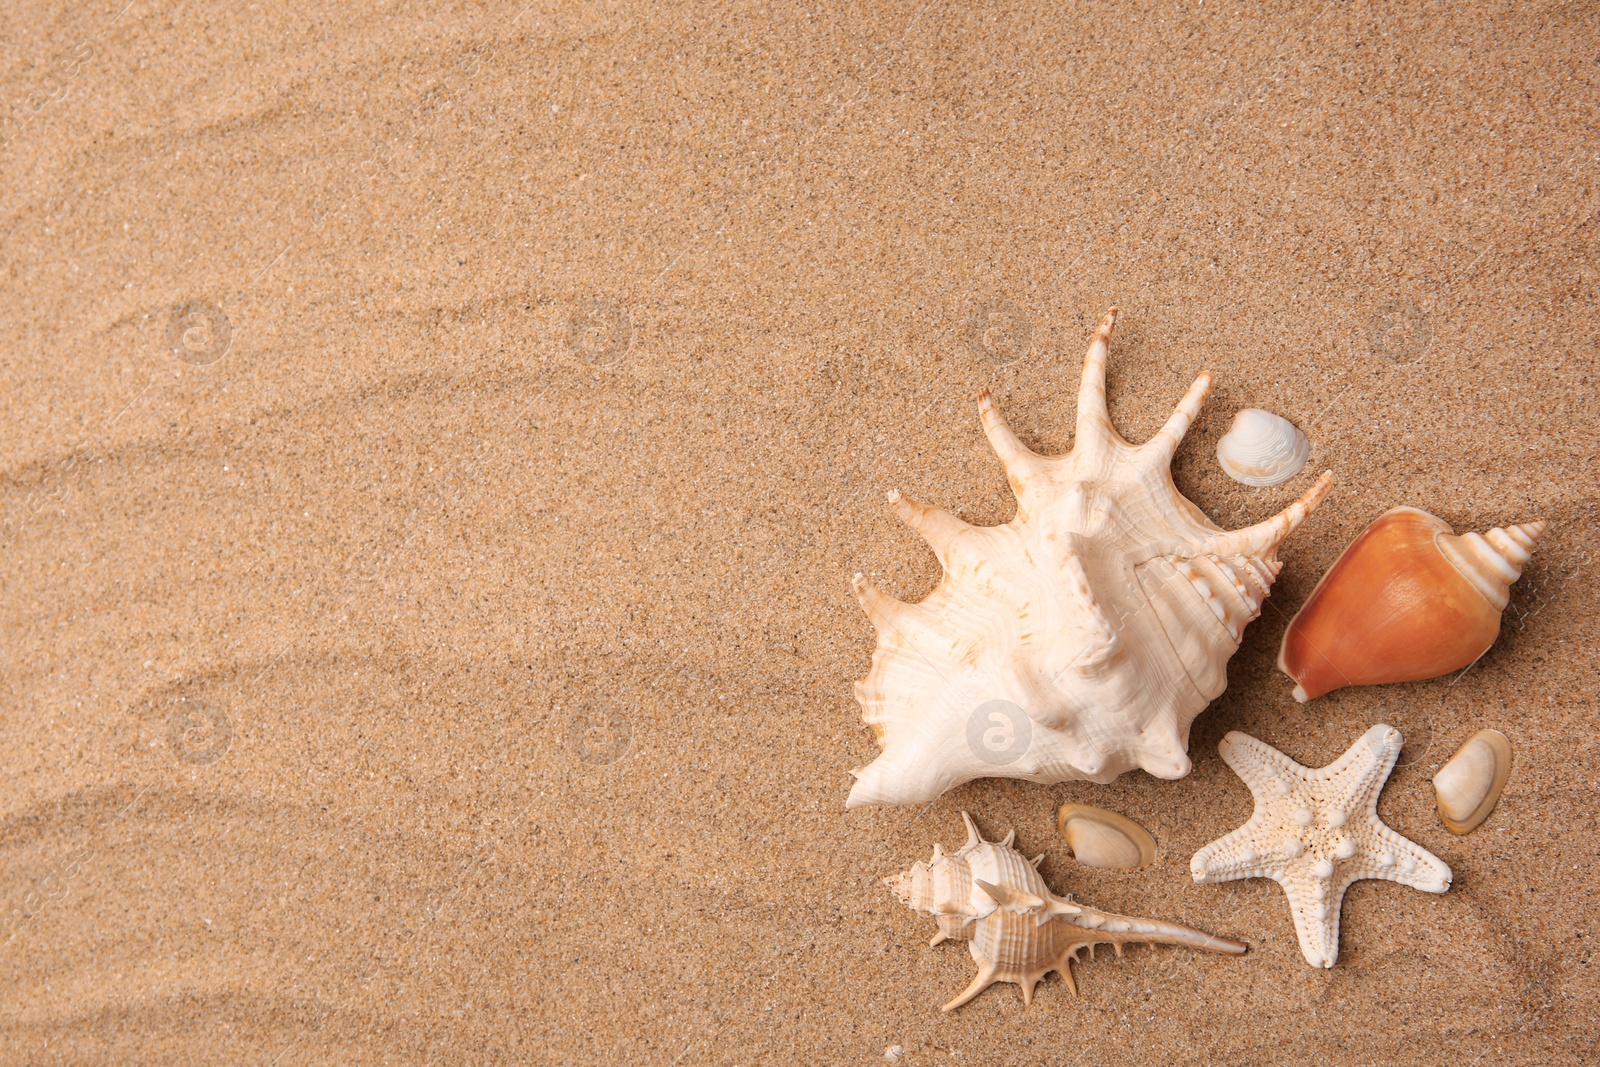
[847,309,1334,807]
[886,812,1246,1010]
[1433,729,1513,834]
[1216,408,1311,487]
[1057,804,1157,869]
[1277,507,1546,701]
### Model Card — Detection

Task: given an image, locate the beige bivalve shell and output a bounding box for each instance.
[888,812,1246,1010]
[1057,804,1156,869]
[1433,729,1513,834]
[848,309,1333,807]
[1216,408,1311,487]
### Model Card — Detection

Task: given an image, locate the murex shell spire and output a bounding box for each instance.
[848,309,1333,808]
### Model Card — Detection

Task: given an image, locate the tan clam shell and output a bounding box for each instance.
[1433,729,1513,834]
[1057,804,1156,869]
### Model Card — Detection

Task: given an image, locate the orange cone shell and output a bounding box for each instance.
[1278,507,1544,701]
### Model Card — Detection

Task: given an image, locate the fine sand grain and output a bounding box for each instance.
[2,2,1597,1063]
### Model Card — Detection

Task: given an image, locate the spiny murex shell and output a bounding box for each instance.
[887,811,1246,1011]
[848,309,1334,807]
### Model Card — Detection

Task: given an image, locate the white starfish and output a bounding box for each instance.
[1190,724,1452,968]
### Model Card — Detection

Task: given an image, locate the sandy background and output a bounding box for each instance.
[2,1,1597,1063]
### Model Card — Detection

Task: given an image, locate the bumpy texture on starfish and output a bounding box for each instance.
[1190,724,1451,968]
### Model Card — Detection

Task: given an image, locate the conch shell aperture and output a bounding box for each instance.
[1277,507,1545,702]
[888,812,1246,1010]
[848,309,1333,807]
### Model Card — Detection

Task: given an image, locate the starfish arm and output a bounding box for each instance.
[1217,731,1310,800]
[1283,872,1347,969]
[1190,817,1283,884]
[1319,724,1405,816]
[1352,822,1453,894]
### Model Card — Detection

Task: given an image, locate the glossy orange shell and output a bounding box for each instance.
[1278,508,1500,700]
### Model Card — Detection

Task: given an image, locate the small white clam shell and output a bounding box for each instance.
[1216,408,1311,487]
[1057,804,1157,869]
[1433,729,1512,834]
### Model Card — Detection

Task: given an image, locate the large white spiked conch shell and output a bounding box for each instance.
[848,310,1333,808]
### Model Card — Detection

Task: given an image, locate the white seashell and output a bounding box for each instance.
[1215,408,1310,487]
[847,309,1333,807]
[887,812,1246,1011]
[1433,729,1513,834]
[1057,804,1156,869]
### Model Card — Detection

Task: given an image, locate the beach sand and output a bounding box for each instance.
[2,1,1596,1063]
